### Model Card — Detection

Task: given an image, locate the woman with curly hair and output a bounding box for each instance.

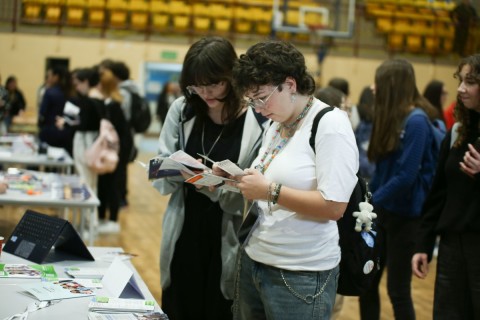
[230,40,358,320]
[412,54,480,319]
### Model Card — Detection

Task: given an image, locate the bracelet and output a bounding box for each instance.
[272,183,282,204]
[267,182,274,212]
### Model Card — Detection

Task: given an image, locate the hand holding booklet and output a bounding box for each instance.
[148,150,244,192]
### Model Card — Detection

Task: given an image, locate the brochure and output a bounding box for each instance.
[20,279,98,301]
[88,311,169,320]
[88,296,155,313]
[148,150,242,192]
[0,264,57,280]
[65,267,109,279]
[148,150,207,180]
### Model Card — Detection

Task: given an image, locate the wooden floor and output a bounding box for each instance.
[0,146,437,319]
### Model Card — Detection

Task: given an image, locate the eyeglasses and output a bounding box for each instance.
[187,82,224,95]
[246,85,280,110]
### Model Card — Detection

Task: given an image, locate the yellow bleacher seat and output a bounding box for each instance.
[169,1,191,30]
[376,16,393,33]
[129,0,149,30]
[233,7,253,33]
[214,19,231,33]
[44,0,63,23]
[152,14,169,30]
[107,0,128,28]
[87,0,105,27]
[406,34,422,52]
[193,17,210,31]
[23,0,42,21]
[387,33,404,51]
[425,35,440,54]
[66,0,86,26]
[150,1,169,30]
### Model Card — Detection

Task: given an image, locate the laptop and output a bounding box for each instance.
[4,209,95,264]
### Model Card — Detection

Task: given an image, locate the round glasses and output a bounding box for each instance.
[246,85,280,110]
[186,82,225,95]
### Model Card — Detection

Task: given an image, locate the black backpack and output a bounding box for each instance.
[127,89,152,133]
[310,106,381,296]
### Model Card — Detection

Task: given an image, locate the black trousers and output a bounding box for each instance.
[359,208,418,320]
[97,161,125,222]
[434,233,480,320]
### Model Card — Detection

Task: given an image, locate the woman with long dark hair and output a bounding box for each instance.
[152,37,266,320]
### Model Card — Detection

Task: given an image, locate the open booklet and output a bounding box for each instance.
[20,278,101,301]
[147,150,245,193]
[0,264,57,280]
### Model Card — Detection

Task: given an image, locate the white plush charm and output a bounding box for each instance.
[352,202,377,232]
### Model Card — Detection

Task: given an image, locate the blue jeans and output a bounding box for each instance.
[233,250,339,320]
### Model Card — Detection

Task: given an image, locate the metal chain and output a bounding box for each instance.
[280,269,333,304]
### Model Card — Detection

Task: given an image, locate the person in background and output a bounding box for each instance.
[4,76,26,132]
[450,0,478,57]
[152,37,266,320]
[412,54,480,319]
[230,40,358,320]
[362,59,439,320]
[102,60,136,207]
[0,74,8,135]
[95,62,133,234]
[69,67,102,193]
[156,81,181,126]
[355,86,376,180]
[38,65,75,155]
[328,77,360,130]
[423,80,448,133]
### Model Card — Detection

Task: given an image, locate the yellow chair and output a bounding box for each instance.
[169,1,191,30]
[66,0,86,25]
[86,0,105,27]
[406,34,422,52]
[151,1,169,30]
[44,0,64,23]
[211,4,232,33]
[129,0,149,30]
[387,33,404,51]
[425,35,440,54]
[233,7,252,33]
[22,0,43,21]
[107,0,128,28]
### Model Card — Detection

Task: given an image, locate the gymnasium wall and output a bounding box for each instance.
[0,33,460,117]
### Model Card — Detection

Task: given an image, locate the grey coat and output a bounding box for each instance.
[152,97,265,299]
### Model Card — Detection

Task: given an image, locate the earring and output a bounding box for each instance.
[291,93,296,104]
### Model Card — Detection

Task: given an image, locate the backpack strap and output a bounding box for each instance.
[309,106,335,151]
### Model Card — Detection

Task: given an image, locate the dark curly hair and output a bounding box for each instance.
[453,54,480,147]
[180,37,241,125]
[233,40,315,97]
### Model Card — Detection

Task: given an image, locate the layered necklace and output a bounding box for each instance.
[256,95,314,174]
[201,122,224,165]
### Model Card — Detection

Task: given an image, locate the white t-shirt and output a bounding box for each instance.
[246,98,359,271]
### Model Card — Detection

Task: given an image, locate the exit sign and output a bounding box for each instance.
[161,51,177,60]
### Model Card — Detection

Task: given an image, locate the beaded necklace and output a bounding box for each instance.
[256,96,314,174]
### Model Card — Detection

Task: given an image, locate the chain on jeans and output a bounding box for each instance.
[280,269,333,304]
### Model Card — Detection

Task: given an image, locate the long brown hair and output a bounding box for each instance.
[453,54,480,147]
[368,59,436,161]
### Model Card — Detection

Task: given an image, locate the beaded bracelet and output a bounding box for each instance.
[272,183,282,204]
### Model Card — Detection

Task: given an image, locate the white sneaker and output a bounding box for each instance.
[97,221,120,234]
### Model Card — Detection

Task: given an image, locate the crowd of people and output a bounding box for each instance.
[1,34,480,320]
[151,37,480,320]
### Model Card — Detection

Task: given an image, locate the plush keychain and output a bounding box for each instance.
[352,202,377,232]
